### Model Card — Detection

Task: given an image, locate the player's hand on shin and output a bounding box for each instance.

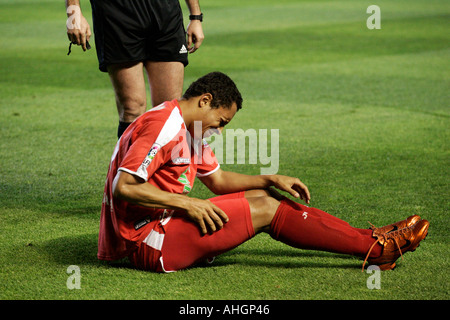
[270,175,311,204]
[185,198,229,235]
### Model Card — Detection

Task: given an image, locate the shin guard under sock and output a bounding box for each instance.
[270,198,381,258]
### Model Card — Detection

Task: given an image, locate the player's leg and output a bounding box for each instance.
[244,188,285,200]
[129,192,426,272]
[263,196,429,270]
[225,190,380,255]
[107,62,147,138]
[144,61,184,108]
[264,197,382,257]
[245,188,358,231]
[157,194,380,272]
[128,192,250,272]
[158,196,255,272]
[160,190,381,270]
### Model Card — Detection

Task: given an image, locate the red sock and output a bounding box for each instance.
[270,199,381,258]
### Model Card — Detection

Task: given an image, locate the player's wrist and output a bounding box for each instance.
[263,174,277,188]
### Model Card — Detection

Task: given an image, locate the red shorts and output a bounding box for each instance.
[128,192,255,272]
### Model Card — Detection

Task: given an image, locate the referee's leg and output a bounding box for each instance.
[107,62,147,137]
[144,61,184,107]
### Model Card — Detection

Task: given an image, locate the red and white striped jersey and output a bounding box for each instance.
[98,99,219,261]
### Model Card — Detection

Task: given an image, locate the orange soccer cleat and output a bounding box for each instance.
[362,219,429,271]
[368,215,421,238]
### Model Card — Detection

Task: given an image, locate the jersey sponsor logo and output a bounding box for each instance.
[141,143,161,168]
[172,157,190,165]
[134,216,152,230]
[178,167,192,194]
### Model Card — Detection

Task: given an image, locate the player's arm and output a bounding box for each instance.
[199,168,311,204]
[113,170,228,234]
[185,0,204,53]
[65,0,91,51]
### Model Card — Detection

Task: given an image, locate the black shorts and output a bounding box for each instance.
[90,0,189,72]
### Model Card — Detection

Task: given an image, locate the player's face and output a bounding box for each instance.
[199,102,237,139]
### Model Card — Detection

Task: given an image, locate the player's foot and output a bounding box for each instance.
[362,219,429,271]
[368,215,421,237]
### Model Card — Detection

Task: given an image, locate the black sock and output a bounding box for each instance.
[118,121,131,139]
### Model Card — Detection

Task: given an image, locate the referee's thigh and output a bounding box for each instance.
[107,62,147,122]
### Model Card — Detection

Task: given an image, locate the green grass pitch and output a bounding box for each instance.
[0,0,448,300]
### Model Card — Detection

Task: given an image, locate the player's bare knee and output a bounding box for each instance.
[249,196,280,231]
[245,188,286,201]
[244,189,271,198]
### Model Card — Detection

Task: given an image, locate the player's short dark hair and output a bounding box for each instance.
[183,72,243,111]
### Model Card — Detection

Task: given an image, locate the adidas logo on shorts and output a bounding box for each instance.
[179,45,187,54]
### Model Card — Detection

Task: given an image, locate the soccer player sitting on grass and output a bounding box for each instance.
[98,71,429,272]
